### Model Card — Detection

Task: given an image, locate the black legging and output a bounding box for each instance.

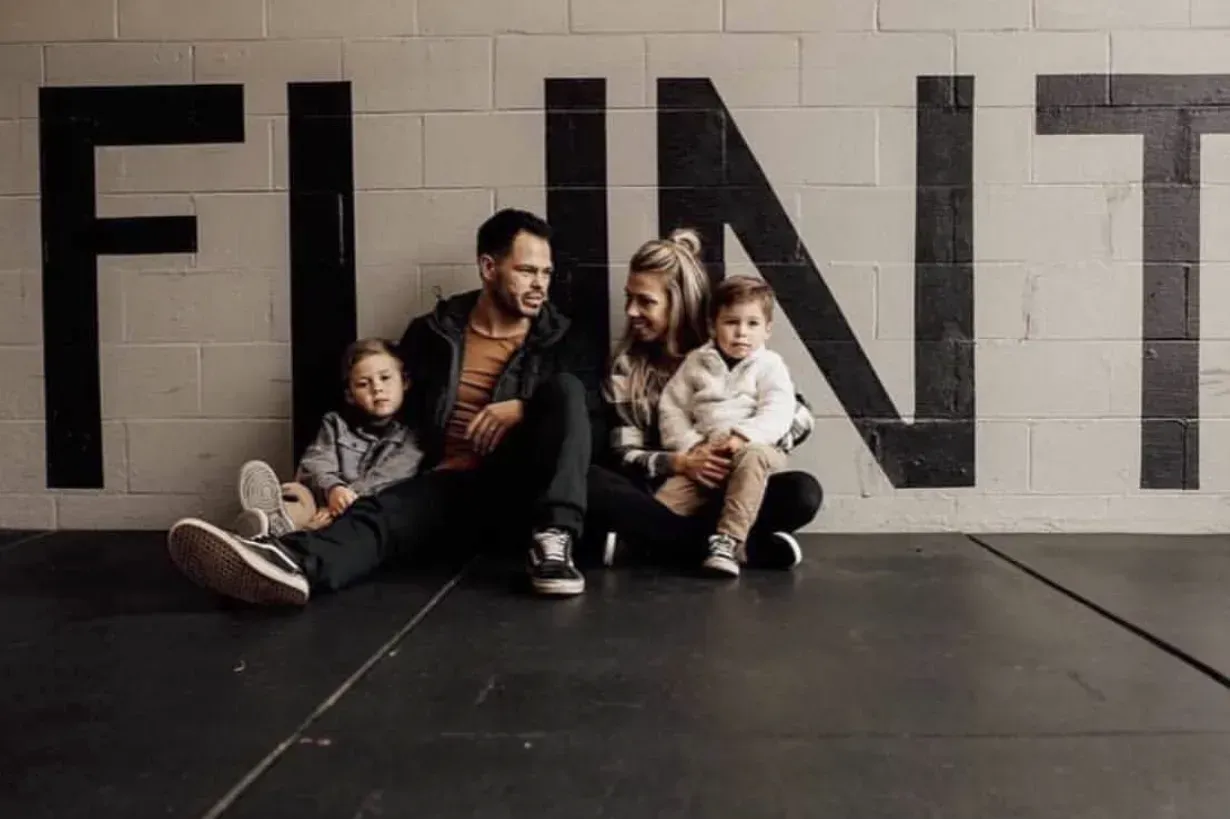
[584,463,823,568]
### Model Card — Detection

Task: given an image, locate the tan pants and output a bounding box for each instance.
[280,481,330,531]
[654,442,788,545]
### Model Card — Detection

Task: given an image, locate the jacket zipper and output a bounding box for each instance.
[491,344,529,401]
[427,317,463,430]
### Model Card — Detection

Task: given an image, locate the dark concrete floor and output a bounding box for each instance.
[3,530,1229,818]
[975,534,1230,681]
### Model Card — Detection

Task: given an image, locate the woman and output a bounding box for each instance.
[586,228,823,570]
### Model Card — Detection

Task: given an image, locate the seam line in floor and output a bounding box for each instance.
[0,531,56,556]
[197,556,478,819]
[965,534,1230,690]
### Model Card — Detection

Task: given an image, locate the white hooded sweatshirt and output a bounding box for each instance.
[658,341,797,453]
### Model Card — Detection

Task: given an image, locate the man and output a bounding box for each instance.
[166,209,594,604]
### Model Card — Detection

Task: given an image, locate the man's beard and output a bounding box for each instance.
[495,287,541,318]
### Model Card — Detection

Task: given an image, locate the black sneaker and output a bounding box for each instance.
[702,533,742,577]
[527,528,585,596]
[746,531,803,571]
[167,518,309,606]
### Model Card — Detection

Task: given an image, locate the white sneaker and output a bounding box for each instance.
[238,460,296,537]
[167,518,309,606]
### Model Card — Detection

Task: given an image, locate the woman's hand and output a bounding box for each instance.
[673,443,731,489]
[327,485,358,516]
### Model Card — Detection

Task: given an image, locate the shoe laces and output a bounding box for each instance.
[709,534,738,560]
[240,532,290,559]
[534,529,571,562]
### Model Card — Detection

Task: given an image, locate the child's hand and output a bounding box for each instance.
[722,434,746,454]
[327,485,358,516]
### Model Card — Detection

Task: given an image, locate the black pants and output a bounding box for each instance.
[584,463,823,567]
[280,374,592,592]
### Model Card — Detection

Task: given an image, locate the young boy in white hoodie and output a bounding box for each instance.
[656,275,798,577]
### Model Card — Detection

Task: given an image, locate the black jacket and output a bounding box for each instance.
[396,289,598,465]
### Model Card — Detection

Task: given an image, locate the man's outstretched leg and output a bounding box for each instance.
[167,469,473,606]
[486,373,592,597]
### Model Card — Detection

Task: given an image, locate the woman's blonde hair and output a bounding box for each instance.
[609,228,711,420]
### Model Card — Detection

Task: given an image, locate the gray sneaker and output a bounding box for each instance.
[238,460,296,537]
[167,518,309,606]
[702,533,741,577]
[233,508,270,539]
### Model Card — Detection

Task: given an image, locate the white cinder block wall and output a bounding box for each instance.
[3,0,1230,532]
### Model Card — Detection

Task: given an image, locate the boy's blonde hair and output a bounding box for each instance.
[340,337,404,386]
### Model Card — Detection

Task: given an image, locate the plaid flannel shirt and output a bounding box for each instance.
[603,352,815,484]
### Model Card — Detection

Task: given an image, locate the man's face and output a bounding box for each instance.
[481,231,553,319]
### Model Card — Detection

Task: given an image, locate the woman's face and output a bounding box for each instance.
[623,271,671,344]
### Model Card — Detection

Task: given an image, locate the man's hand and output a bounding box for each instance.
[308,509,334,529]
[673,442,731,489]
[465,399,525,455]
[327,485,358,516]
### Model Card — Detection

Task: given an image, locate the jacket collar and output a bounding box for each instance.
[429,288,570,348]
[339,406,409,440]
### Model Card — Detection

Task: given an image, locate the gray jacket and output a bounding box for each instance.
[295,411,424,506]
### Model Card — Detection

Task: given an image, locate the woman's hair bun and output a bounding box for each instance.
[668,227,702,258]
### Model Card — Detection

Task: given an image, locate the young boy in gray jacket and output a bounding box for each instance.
[235,338,424,538]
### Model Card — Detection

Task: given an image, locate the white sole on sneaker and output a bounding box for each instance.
[773,531,803,568]
[702,554,741,577]
[531,575,586,596]
[167,518,309,606]
[238,460,295,537]
[527,553,586,596]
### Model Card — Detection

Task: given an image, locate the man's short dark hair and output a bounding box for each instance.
[476,208,552,259]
